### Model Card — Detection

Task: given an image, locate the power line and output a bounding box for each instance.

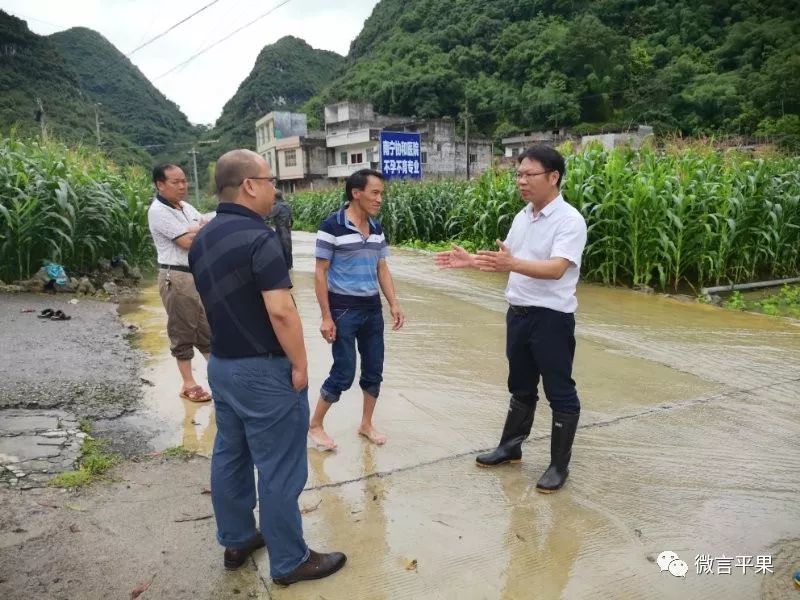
[126,0,223,57]
[154,0,295,80]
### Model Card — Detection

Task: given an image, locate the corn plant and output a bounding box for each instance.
[286,143,800,291]
[0,135,154,281]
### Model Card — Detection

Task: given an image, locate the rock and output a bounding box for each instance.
[56,279,76,293]
[110,266,125,281]
[128,266,143,281]
[633,284,654,294]
[0,284,24,293]
[31,267,50,283]
[97,258,112,272]
[15,278,44,293]
[103,282,119,295]
[77,277,96,295]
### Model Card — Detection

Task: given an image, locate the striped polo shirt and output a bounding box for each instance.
[188,202,290,358]
[315,205,390,309]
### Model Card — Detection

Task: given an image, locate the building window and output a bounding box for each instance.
[511,147,519,157]
[421,151,428,164]
[350,152,363,164]
[469,153,477,164]
[340,151,348,165]
[436,143,442,152]
[284,149,297,167]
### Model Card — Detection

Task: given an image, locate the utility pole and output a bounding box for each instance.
[464,99,470,180]
[35,97,47,142]
[93,103,102,146]
[189,146,200,204]
[189,139,219,204]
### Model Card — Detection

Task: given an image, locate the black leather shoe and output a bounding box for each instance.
[476,397,536,467]
[273,549,347,586]
[223,533,266,570]
[536,411,579,493]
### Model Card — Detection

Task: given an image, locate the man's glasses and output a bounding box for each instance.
[515,170,553,180]
[241,176,277,185]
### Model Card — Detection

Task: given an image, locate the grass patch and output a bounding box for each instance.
[723,285,800,318]
[399,238,479,253]
[161,445,195,460]
[50,437,119,489]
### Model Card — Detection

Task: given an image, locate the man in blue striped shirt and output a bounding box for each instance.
[309,169,405,450]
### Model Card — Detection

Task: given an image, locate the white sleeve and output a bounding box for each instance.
[551,216,587,267]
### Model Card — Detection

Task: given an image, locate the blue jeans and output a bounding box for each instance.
[207,354,310,578]
[320,307,384,403]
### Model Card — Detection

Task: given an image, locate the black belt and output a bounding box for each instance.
[159,264,191,273]
[508,305,540,315]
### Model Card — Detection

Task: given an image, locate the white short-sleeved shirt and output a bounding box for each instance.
[503,195,587,313]
[147,196,203,266]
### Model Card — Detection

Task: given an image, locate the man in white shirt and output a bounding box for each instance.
[147,163,212,402]
[435,145,587,492]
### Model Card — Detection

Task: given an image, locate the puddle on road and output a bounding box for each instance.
[119,233,799,598]
[118,285,216,456]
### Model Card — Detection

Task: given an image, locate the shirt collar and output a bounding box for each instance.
[337,203,377,232]
[156,193,182,210]
[216,202,265,222]
[526,194,564,221]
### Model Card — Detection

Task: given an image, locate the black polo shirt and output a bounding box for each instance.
[188,202,291,358]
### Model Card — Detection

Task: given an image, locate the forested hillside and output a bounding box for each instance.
[313,0,799,145]
[50,26,199,163]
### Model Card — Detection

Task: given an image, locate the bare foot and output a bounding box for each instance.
[308,425,337,451]
[358,425,386,445]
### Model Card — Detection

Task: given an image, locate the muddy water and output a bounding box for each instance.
[122,232,799,599]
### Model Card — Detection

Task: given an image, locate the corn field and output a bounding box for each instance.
[290,144,800,291]
[0,136,154,282]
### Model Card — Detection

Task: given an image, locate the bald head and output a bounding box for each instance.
[215,149,265,202]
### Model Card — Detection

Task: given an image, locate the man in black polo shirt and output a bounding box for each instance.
[189,149,346,586]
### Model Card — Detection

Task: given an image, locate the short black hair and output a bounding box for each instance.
[345,168,384,202]
[517,145,565,186]
[152,163,182,184]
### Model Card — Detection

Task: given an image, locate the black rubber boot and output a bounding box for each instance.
[536,411,579,493]
[476,397,536,467]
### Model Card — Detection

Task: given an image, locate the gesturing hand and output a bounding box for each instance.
[434,244,474,269]
[474,240,515,272]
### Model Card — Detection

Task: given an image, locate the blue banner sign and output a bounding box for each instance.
[380,131,422,180]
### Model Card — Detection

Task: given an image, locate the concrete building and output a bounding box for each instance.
[324,102,385,179]
[501,128,571,159]
[325,101,492,181]
[501,125,654,158]
[581,125,654,150]
[255,111,328,191]
[383,117,492,180]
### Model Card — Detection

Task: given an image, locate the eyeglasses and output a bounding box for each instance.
[241,176,276,185]
[515,170,553,180]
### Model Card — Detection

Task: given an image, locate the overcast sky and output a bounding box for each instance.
[2,0,380,125]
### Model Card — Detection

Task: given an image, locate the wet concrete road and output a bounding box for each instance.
[123,232,800,599]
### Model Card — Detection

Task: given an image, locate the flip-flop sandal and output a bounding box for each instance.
[50,310,71,321]
[180,386,212,402]
[37,308,54,318]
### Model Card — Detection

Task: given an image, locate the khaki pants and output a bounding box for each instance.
[157,269,211,360]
